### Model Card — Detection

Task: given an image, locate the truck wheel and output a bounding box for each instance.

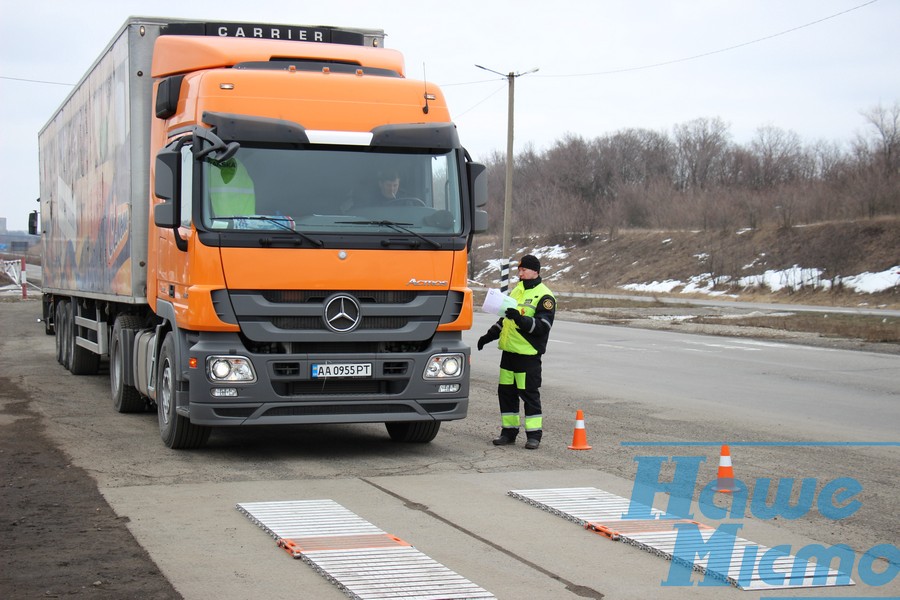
[111,315,144,413]
[54,301,67,366]
[385,421,441,443]
[157,332,211,449]
[43,297,54,336]
[68,303,100,375]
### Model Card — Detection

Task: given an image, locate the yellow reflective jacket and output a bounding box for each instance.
[498,279,556,355]
[209,159,255,217]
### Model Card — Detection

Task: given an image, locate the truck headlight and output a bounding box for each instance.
[423,353,463,379]
[207,356,256,383]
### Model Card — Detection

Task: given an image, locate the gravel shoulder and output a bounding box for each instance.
[0,358,182,598]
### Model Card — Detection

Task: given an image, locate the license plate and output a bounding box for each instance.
[311,362,372,378]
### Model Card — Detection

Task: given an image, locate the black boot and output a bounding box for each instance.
[492,428,518,446]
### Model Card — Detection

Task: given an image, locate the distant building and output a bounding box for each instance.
[0,218,39,253]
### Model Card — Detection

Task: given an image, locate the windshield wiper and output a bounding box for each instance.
[338,220,441,249]
[213,216,324,247]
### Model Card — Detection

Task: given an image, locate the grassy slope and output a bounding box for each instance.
[471,217,899,308]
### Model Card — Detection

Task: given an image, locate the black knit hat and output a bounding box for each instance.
[519,254,541,272]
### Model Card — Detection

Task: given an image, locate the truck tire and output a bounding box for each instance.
[111,315,144,413]
[157,332,211,449]
[68,303,100,376]
[43,297,54,336]
[385,421,441,443]
[54,300,67,367]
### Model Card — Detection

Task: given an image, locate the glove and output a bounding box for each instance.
[505,307,522,323]
[477,335,491,351]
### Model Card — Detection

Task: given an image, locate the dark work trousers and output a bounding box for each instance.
[497,352,543,441]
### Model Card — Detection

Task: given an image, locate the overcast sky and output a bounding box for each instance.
[1,0,897,231]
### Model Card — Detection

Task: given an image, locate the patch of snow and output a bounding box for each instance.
[547,265,573,281]
[530,244,569,261]
[838,266,900,294]
[618,265,898,296]
[621,280,682,293]
[648,315,694,322]
[738,266,826,292]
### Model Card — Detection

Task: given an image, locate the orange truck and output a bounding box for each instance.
[34,18,488,449]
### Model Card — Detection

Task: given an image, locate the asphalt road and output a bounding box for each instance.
[531,313,900,441]
[2,300,898,599]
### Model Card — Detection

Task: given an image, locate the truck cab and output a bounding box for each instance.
[144,26,488,447]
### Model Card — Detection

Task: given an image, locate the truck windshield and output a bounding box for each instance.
[201,146,463,236]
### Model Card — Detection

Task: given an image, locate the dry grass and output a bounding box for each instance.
[472,217,900,310]
[690,313,900,343]
[473,289,899,345]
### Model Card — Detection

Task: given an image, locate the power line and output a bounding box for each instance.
[542,0,880,78]
[454,84,508,119]
[0,74,74,87]
[2,1,879,91]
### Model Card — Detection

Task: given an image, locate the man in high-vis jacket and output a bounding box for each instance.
[209,158,256,217]
[477,254,556,449]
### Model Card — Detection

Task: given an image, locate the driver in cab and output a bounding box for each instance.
[375,169,401,203]
[341,169,409,212]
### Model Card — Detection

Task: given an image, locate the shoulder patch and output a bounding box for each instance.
[542,298,555,311]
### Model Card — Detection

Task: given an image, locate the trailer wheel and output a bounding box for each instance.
[43,297,54,335]
[111,315,144,413]
[385,421,441,443]
[54,300,67,366]
[157,332,211,449]
[68,303,100,375]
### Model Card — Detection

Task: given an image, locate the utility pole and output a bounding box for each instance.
[475,65,538,292]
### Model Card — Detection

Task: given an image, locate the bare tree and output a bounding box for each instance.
[750,125,804,189]
[860,101,900,179]
[673,117,732,192]
[476,102,899,238]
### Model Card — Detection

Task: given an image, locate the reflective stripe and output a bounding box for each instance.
[500,369,528,389]
[514,371,527,390]
[524,415,543,431]
[501,413,521,428]
[209,186,255,195]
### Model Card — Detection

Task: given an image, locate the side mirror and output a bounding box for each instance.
[154,147,180,202]
[473,209,488,233]
[154,202,177,228]
[153,145,187,251]
[28,210,38,235]
[467,162,488,208]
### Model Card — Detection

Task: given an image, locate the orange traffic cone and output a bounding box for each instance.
[567,410,592,450]
[715,444,737,493]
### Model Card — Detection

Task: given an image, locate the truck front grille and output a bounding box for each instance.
[225,289,449,344]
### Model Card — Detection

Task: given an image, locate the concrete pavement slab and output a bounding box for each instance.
[102,469,895,599]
